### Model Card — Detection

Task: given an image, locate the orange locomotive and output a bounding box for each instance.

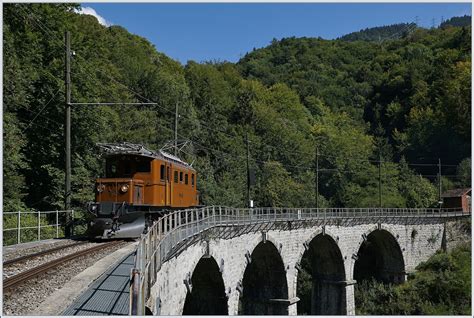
[87,142,199,238]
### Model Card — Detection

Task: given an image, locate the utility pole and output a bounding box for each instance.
[378,152,382,208]
[438,158,442,208]
[315,145,319,210]
[174,100,178,156]
[246,132,251,208]
[64,31,72,236]
[62,31,158,230]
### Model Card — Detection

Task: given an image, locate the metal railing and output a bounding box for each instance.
[129,206,469,315]
[3,210,75,246]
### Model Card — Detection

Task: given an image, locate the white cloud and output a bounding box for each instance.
[75,7,112,27]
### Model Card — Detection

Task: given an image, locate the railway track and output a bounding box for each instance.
[3,242,88,266]
[3,241,121,291]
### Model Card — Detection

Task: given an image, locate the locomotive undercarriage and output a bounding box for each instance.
[87,201,172,239]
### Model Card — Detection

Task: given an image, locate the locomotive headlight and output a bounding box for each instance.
[96,184,105,193]
[120,184,129,193]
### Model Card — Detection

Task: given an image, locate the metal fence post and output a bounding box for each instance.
[71,209,75,236]
[212,206,215,224]
[56,210,59,238]
[38,210,41,240]
[17,211,21,244]
[158,217,162,239]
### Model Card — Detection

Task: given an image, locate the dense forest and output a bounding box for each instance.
[3,4,471,214]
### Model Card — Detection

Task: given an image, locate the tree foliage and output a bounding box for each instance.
[3,4,471,212]
[355,243,471,315]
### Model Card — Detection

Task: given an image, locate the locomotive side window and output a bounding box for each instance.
[174,171,178,183]
[180,172,183,183]
[191,174,195,187]
[160,164,165,181]
[185,174,188,185]
[167,166,170,181]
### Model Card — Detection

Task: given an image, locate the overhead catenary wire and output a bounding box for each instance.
[16,103,63,128]
[20,116,62,135]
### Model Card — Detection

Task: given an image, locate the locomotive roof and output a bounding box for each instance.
[97,142,194,169]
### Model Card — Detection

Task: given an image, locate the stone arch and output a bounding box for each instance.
[239,240,289,315]
[296,230,346,315]
[292,228,341,296]
[170,243,208,315]
[182,255,228,315]
[353,227,406,284]
[294,228,341,267]
[232,232,285,292]
[148,241,210,315]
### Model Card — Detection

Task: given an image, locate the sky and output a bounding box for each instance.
[81,3,471,64]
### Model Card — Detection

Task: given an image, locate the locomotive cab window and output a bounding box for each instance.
[124,162,132,176]
[180,172,183,183]
[191,174,195,187]
[185,174,188,185]
[105,155,151,177]
[174,171,178,183]
[136,158,151,173]
[160,164,165,181]
[105,158,119,177]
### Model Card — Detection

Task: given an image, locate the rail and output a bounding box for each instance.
[4,241,120,290]
[129,206,469,315]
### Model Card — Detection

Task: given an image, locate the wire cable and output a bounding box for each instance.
[21,88,62,132]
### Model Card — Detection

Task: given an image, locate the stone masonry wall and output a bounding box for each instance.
[149,219,448,315]
[444,219,471,251]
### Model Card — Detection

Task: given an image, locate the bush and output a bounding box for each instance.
[355,244,471,315]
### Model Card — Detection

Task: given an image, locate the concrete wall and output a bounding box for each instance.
[149,219,448,315]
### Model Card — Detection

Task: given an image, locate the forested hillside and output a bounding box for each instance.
[3,4,471,212]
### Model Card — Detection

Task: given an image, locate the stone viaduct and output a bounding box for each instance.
[130,207,470,315]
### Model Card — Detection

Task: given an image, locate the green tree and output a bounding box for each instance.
[456,158,471,188]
